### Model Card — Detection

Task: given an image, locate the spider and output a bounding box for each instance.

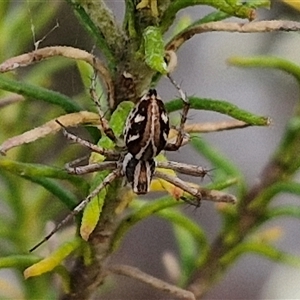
[29,79,235,252]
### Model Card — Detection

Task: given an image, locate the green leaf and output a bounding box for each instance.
[0,159,86,188]
[143,26,168,74]
[250,181,300,210]
[24,237,82,278]
[265,205,300,221]
[224,0,238,6]
[221,242,300,267]
[187,10,230,28]
[80,193,103,241]
[160,0,255,32]
[76,60,101,98]
[246,0,271,9]
[166,97,270,126]
[0,75,81,113]
[228,56,300,83]
[27,177,79,210]
[173,225,197,285]
[110,101,135,137]
[205,177,239,191]
[124,0,137,38]
[0,255,40,270]
[171,15,193,37]
[80,171,108,241]
[96,100,134,150]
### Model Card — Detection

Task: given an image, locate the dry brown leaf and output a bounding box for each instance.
[0,111,100,155]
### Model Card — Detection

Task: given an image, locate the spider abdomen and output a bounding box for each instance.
[123,153,155,194]
[124,89,169,161]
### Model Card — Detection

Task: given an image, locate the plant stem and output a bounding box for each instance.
[186,103,300,299]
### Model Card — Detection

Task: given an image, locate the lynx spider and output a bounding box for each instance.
[30,74,230,252]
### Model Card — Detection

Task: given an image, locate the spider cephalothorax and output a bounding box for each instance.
[123,88,170,194]
[124,89,169,161]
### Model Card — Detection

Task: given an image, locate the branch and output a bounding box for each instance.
[108,264,196,300]
[166,20,300,52]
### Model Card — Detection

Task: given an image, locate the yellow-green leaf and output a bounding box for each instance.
[24,238,82,279]
[80,184,106,241]
[151,154,184,199]
[97,100,134,150]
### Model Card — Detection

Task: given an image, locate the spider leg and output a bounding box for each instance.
[66,161,118,175]
[155,170,201,206]
[164,75,190,151]
[89,70,123,146]
[155,170,236,205]
[64,155,91,172]
[30,167,123,252]
[156,161,209,178]
[56,120,120,160]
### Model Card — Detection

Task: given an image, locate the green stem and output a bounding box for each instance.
[123,0,138,38]
[26,177,78,210]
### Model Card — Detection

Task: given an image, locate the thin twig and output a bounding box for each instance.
[184,120,251,133]
[108,264,196,300]
[167,20,300,52]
